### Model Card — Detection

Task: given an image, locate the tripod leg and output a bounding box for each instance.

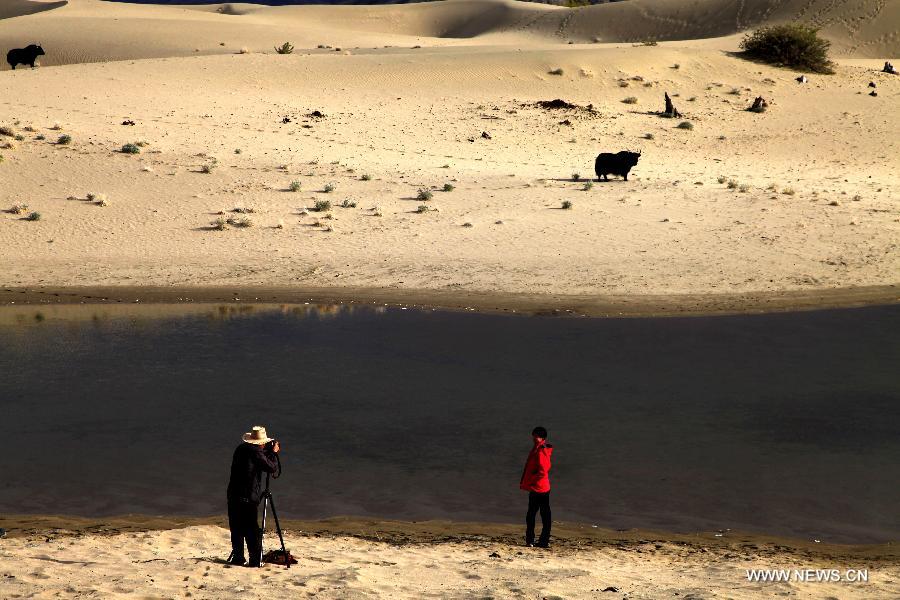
[258,495,269,567]
[266,494,290,569]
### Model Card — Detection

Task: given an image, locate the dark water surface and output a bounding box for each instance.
[1,303,898,543]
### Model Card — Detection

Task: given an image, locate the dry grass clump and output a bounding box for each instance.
[372,206,383,217]
[323,183,335,193]
[717,176,728,184]
[8,204,29,215]
[738,183,750,193]
[622,96,638,104]
[582,182,593,191]
[676,121,694,130]
[232,207,255,214]
[727,179,739,189]
[87,193,109,206]
[340,198,357,208]
[417,188,434,201]
[361,174,372,181]
[211,216,228,231]
[57,134,72,145]
[227,216,253,228]
[121,143,140,154]
[782,187,796,196]
[289,180,302,192]
[0,125,14,137]
[442,183,455,192]
[561,200,573,209]
[315,199,332,212]
[200,159,218,174]
[416,204,431,214]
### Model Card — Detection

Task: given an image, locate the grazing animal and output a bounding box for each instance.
[6,44,44,70]
[595,150,641,182]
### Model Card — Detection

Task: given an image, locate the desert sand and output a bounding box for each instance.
[0,0,897,314]
[1,515,898,599]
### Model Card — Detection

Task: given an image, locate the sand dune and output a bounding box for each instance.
[1,0,898,68]
[0,0,897,308]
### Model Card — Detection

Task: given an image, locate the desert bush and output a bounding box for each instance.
[323,183,335,193]
[673,63,680,69]
[717,176,728,184]
[622,96,638,104]
[618,80,629,88]
[121,143,140,154]
[239,47,249,55]
[57,134,72,145]
[372,207,383,217]
[782,187,796,196]
[728,87,741,95]
[416,205,430,214]
[639,40,658,47]
[417,188,433,201]
[462,222,473,227]
[676,121,694,130]
[571,173,580,181]
[361,174,372,181]
[442,183,455,192]
[315,199,332,212]
[201,159,218,174]
[341,198,357,208]
[232,207,255,214]
[15,134,24,141]
[35,134,45,140]
[561,200,573,209]
[738,183,750,193]
[289,180,302,192]
[583,182,593,191]
[0,126,14,137]
[25,211,41,221]
[9,204,28,214]
[275,42,294,55]
[727,179,738,189]
[548,68,564,76]
[644,133,655,140]
[740,25,834,74]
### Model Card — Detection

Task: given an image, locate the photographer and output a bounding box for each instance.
[226,426,280,567]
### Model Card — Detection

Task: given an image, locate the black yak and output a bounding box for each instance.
[595,150,641,181]
[6,44,45,70]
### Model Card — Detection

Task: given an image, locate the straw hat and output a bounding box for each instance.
[242,425,273,445]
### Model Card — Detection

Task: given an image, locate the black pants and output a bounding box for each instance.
[525,491,551,545]
[228,499,260,564]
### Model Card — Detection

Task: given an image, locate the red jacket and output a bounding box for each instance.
[520,443,553,493]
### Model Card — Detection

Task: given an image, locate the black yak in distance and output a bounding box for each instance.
[595,150,641,181]
[6,44,45,70]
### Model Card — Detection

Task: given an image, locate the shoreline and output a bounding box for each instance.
[2,514,897,562]
[1,284,898,318]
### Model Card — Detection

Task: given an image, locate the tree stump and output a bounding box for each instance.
[662,92,680,118]
[748,96,768,113]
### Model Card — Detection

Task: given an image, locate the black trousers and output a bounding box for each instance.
[525,491,551,545]
[228,499,260,564]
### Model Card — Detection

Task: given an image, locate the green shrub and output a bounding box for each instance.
[121,143,140,154]
[740,25,834,74]
[57,134,72,145]
[275,42,294,55]
[717,176,728,184]
[25,211,41,221]
[416,204,430,214]
[289,180,302,192]
[361,174,372,181]
[442,183,455,192]
[0,126,14,137]
[676,121,694,130]
[571,173,580,181]
[340,198,357,208]
[548,68,564,76]
[417,188,433,201]
[561,200,573,209]
[622,96,638,104]
[323,183,335,193]
[315,199,332,212]
[582,181,593,191]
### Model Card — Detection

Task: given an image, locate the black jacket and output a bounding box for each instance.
[227,442,278,504]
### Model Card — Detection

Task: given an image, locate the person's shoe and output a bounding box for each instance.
[227,556,246,566]
[246,561,262,568]
[534,541,550,549]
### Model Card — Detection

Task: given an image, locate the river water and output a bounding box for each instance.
[0,303,897,543]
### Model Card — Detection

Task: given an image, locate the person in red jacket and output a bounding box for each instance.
[520,426,553,548]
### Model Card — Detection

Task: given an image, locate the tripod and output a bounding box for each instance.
[258,471,290,568]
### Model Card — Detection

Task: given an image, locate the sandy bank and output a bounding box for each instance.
[1,514,897,599]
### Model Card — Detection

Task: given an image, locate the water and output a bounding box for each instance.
[0,303,898,543]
